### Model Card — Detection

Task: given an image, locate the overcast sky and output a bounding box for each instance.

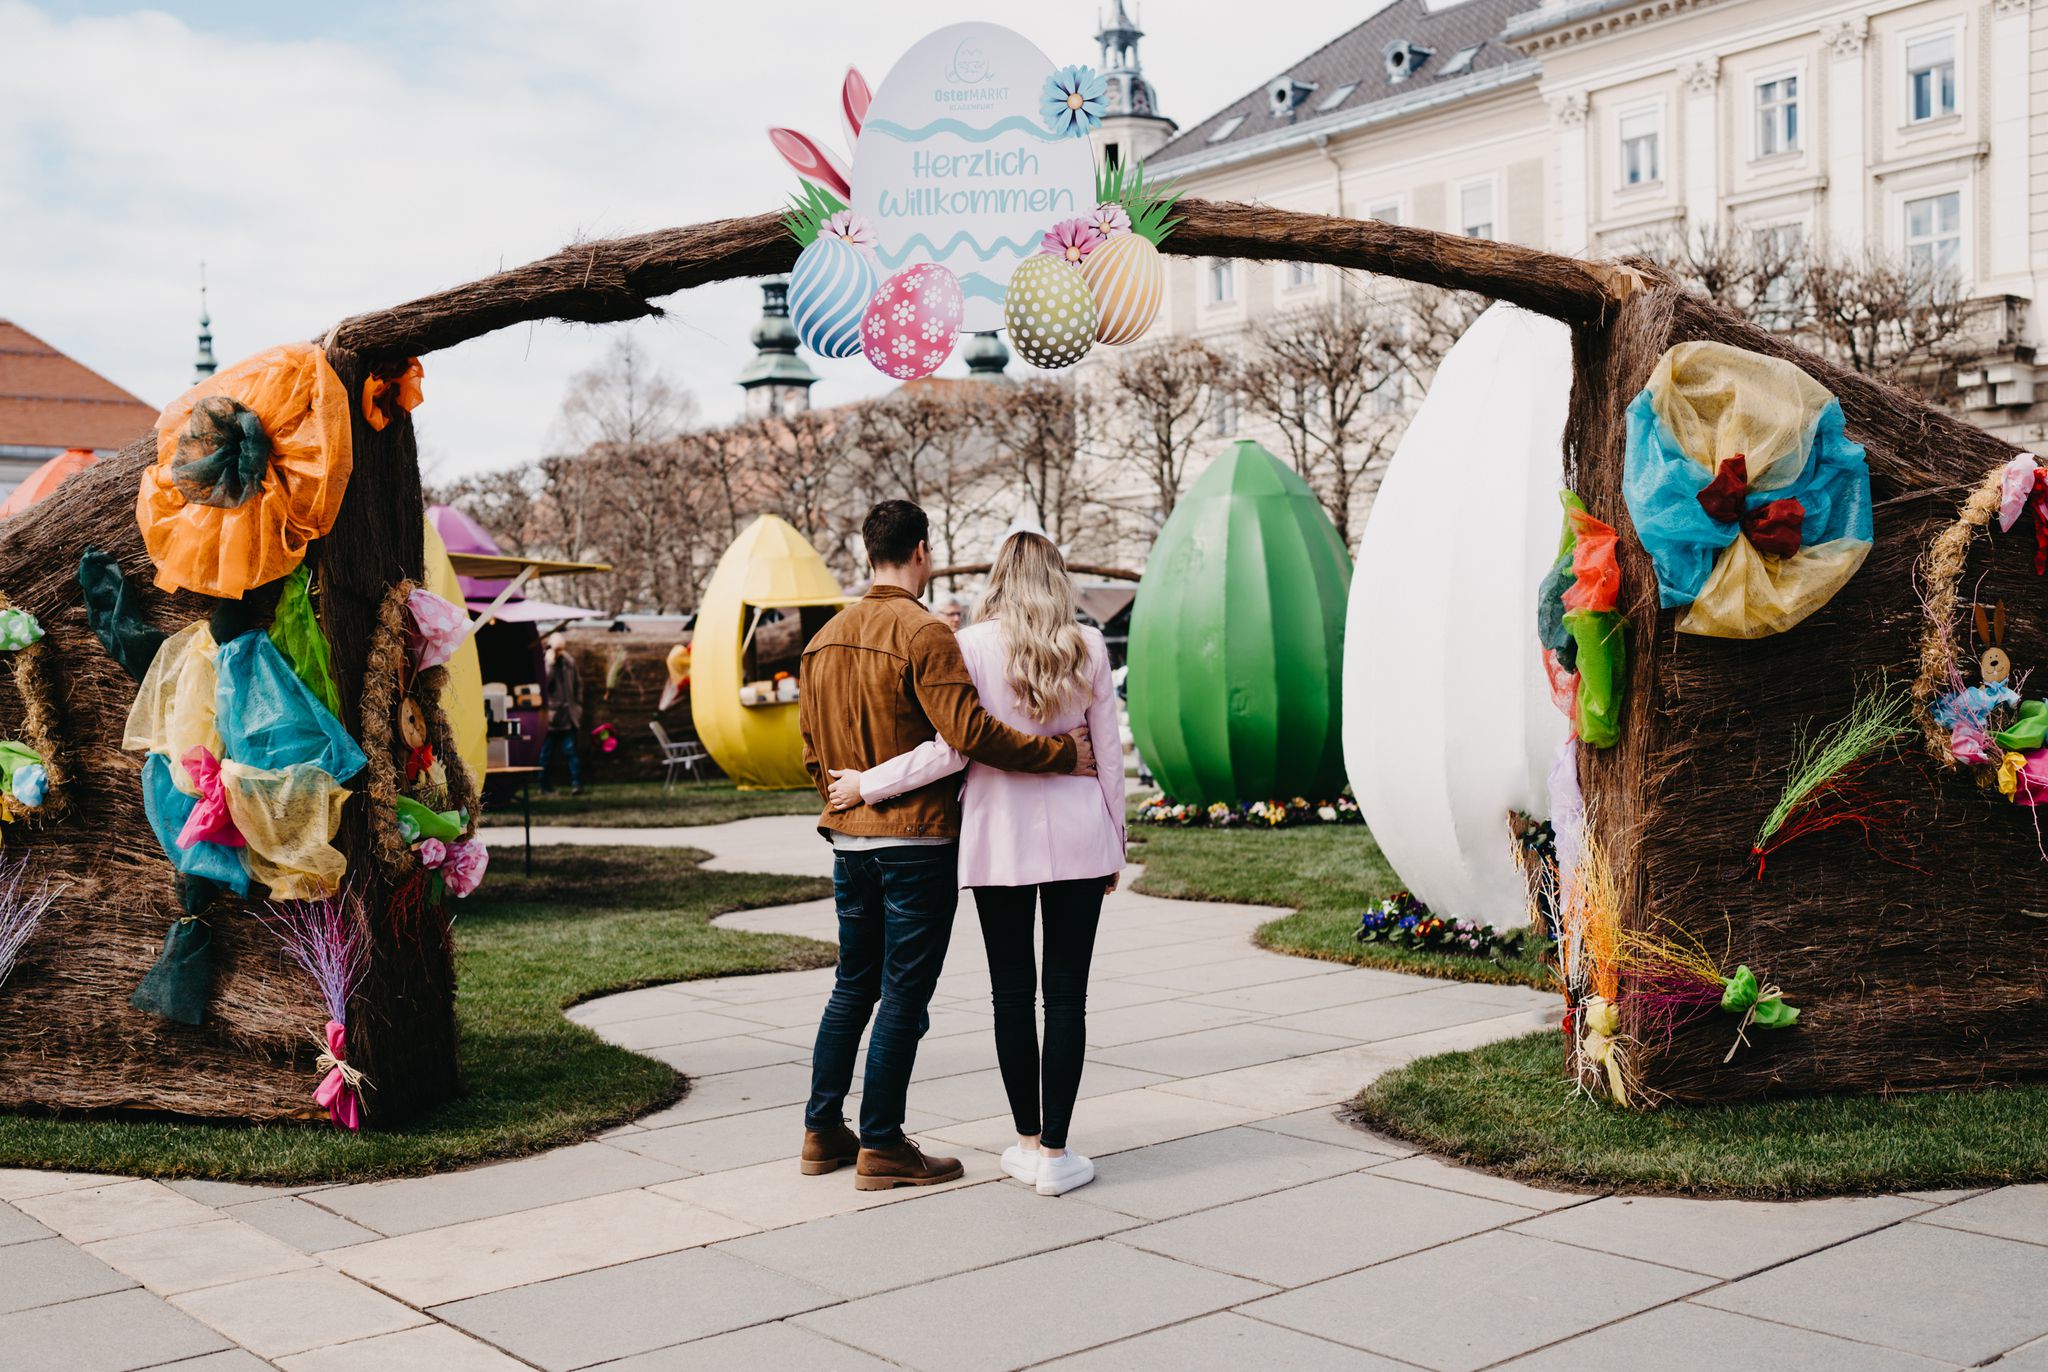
[4,0,1385,481]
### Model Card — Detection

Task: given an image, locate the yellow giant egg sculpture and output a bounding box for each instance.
[691,515,848,790]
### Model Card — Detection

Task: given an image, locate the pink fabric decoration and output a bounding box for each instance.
[176,747,245,849]
[1950,720,1994,766]
[416,837,448,870]
[442,837,489,897]
[2014,749,2048,807]
[313,1019,362,1130]
[406,589,469,670]
[1999,453,2042,533]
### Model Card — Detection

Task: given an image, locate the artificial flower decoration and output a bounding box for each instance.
[1997,450,2048,574]
[0,609,43,652]
[0,744,46,811]
[1040,64,1108,137]
[1040,218,1103,264]
[406,588,469,672]
[1089,201,1132,238]
[1623,341,1873,638]
[139,342,353,600]
[820,209,878,258]
[361,358,424,433]
[441,836,489,897]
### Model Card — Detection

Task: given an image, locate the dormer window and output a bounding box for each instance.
[1207,114,1247,143]
[1385,41,1433,84]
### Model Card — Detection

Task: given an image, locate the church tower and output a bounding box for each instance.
[193,264,218,381]
[1090,2,1176,172]
[736,276,817,419]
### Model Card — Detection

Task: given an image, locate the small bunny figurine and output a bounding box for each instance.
[1975,600,2011,686]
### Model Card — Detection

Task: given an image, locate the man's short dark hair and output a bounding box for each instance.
[863,500,929,568]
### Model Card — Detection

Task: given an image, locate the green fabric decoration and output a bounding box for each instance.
[1720,964,1799,1028]
[0,608,43,651]
[129,921,213,1025]
[1563,608,1627,748]
[1537,492,1591,664]
[0,740,43,807]
[78,548,166,683]
[396,796,463,844]
[269,564,342,718]
[171,397,272,509]
[1126,441,1353,804]
[1995,700,2048,753]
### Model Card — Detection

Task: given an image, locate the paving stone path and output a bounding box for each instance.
[5,814,2046,1370]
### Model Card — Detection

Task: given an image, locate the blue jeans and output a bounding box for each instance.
[805,844,959,1148]
[538,728,582,790]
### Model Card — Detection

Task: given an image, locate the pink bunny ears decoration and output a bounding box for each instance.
[767,67,870,201]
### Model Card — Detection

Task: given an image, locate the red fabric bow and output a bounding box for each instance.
[1696,454,1805,557]
[313,1019,362,1131]
[404,743,435,784]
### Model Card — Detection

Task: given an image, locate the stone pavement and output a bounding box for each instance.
[4,816,2046,1370]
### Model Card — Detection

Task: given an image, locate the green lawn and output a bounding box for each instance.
[498,778,820,829]
[1129,823,1552,989]
[1353,1031,2048,1197]
[0,846,833,1183]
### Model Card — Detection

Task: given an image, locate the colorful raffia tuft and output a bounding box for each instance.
[1751,684,1916,878]
[260,887,372,1129]
[0,852,62,990]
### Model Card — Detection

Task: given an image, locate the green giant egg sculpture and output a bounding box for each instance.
[1127,440,1353,803]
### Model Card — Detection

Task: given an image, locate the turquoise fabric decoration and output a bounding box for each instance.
[140,753,253,896]
[214,632,366,782]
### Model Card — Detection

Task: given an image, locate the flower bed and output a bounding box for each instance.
[1134,793,1364,829]
[1356,891,1530,962]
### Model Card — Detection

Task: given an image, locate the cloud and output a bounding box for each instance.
[5,0,1348,479]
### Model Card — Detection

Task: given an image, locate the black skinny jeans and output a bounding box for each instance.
[973,877,1108,1151]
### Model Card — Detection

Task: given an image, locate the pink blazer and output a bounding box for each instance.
[857,619,1126,888]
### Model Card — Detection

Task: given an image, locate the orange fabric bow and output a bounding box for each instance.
[362,358,425,432]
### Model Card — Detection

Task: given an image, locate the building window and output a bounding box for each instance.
[1756,222,1805,328]
[1208,259,1236,304]
[1207,114,1247,144]
[1907,33,1958,122]
[1755,75,1799,157]
[1620,108,1660,186]
[1287,261,1317,289]
[1904,191,1962,275]
[1368,201,1401,224]
[1208,390,1239,436]
[1104,141,1121,169]
[1459,181,1495,239]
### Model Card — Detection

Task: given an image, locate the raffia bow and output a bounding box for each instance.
[1578,996,1630,1106]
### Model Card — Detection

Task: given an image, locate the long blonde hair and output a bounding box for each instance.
[979,532,1090,723]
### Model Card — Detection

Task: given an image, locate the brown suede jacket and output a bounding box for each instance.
[800,586,1078,840]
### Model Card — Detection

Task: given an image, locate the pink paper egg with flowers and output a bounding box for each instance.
[861,265,963,381]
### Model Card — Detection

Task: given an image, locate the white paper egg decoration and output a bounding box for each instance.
[789,236,879,359]
[1004,256,1096,370]
[1344,303,1573,924]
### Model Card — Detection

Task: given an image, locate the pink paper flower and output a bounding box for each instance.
[1999,452,2043,533]
[406,589,468,671]
[416,837,448,870]
[442,837,489,898]
[1040,218,1103,264]
[1089,201,1131,238]
[822,210,877,259]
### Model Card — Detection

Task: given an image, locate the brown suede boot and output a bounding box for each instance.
[800,1120,860,1176]
[854,1137,965,1191]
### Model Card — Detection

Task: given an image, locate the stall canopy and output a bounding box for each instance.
[0,448,96,519]
[426,503,607,624]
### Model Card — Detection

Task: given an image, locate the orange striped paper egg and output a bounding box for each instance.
[1082,233,1163,345]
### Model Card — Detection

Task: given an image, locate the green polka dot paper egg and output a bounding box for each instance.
[1004,255,1097,370]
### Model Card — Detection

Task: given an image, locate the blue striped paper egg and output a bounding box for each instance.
[789,236,880,359]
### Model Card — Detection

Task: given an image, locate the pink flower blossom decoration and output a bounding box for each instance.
[442,837,489,898]
[1039,218,1103,264]
[416,837,448,870]
[822,210,878,259]
[1089,201,1132,238]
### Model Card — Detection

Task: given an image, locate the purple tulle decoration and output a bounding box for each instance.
[0,852,62,989]
[260,887,370,1025]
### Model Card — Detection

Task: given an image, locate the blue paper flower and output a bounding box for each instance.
[11,762,46,810]
[1041,65,1108,137]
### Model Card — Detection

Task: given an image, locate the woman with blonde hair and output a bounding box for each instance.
[827,531,1125,1195]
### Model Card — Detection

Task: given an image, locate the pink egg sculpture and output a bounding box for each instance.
[860,264,963,381]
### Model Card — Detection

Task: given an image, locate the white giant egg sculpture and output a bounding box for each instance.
[1343,303,1573,924]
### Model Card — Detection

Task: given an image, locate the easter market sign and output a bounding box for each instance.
[770,20,1179,379]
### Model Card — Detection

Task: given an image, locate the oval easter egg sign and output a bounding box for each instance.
[850,23,1097,332]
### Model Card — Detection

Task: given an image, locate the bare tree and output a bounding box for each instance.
[1092,336,1231,527]
[990,377,1095,549]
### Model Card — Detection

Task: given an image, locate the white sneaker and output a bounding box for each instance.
[1001,1144,1041,1184]
[1036,1151,1095,1196]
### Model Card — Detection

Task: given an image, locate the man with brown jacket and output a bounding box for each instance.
[798,500,1096,1190]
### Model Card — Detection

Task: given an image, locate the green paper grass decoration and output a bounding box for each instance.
[1751,683,1915,876]
[1097,158,1182,246]
[781,183,848,248]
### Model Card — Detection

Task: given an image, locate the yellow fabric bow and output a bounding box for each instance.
[2000,751,2028,798]
[1578,995,1630,1107]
